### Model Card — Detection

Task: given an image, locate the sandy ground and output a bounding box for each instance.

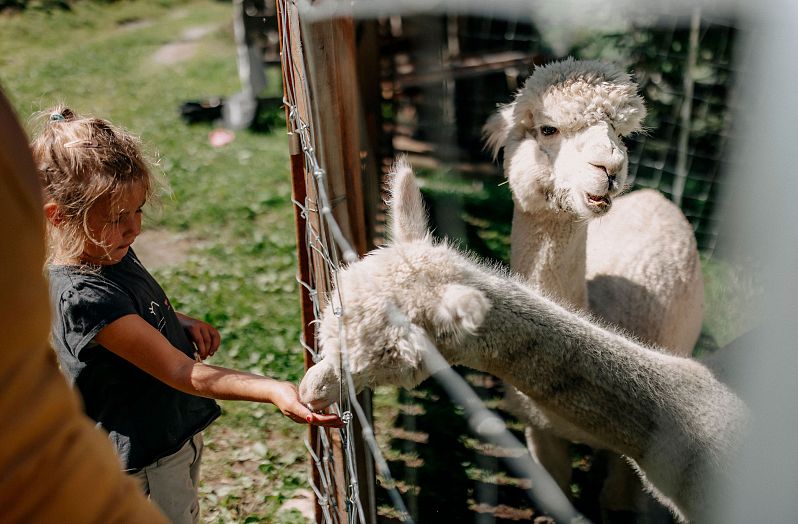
[133,229,194,270]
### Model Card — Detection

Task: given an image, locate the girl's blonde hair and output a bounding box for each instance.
[30,106,157,264]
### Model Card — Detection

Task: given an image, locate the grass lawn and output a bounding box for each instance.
[2,1,312,521]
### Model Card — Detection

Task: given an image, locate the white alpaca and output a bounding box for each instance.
[299,161,746,522]
[482,59,704,518]
[482,59,703,353]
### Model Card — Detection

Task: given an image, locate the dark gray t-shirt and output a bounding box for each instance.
[48,249,220,471]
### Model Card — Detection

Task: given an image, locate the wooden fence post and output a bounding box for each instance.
[277,1,380,522]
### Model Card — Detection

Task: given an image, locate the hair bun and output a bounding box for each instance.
[48,107,76,123]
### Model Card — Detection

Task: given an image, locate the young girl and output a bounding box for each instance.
[32,106,342,524]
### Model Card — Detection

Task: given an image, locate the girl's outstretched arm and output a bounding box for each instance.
[94,314,343,428]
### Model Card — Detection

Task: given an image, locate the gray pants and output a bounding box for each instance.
[132,433,204,524]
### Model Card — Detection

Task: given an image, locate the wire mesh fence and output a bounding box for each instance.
[382,11,739,256]
[277,2,411,522]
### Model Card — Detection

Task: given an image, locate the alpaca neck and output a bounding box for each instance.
[448,274,740,466]
[454,278,745,522]
[510,206,588,309]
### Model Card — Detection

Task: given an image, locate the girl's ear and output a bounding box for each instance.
[44,202,64,227]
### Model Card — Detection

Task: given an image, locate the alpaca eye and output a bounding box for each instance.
[540,125,558,136]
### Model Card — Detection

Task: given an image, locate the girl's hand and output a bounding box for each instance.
[176,313,220,360]
[271,381,344,428]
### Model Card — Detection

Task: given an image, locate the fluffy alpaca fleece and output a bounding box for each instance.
[483,58,704,517]
[586,189,704,356]
[299,161,746,522]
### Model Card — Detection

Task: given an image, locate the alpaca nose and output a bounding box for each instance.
[589,162,618,189]
[607,172,617,191]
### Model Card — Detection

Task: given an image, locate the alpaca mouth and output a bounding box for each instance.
[305,398,333,412]
[585,192,612,212]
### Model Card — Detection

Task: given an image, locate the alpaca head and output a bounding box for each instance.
[483,58,646,218]
[300,160,491,410]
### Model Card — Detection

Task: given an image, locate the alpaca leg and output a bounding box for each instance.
[527,427,573,495]
[600,452,674,524]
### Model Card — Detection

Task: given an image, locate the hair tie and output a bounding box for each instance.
[49,112,66,122]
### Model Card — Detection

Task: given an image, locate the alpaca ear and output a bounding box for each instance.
[482,102,516,160]
[387,157,430,243]
[434,283,491,336]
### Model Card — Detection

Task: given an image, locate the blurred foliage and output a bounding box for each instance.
[569,16,738,250]
[0,0,70,11]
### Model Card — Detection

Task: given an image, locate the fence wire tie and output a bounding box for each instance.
[291,198,309,218]
[307,476,337,524]
[341,410,353,425]
[298,336,318,361]
[295,275,316,296]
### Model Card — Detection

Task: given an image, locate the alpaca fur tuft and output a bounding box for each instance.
[482,103,515,160]
[388,156,430,244]
[434,284,491,338]
[517,58,646,136]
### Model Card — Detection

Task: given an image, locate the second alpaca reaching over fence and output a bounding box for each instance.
[300,160,746,523]
[483,58,704,519]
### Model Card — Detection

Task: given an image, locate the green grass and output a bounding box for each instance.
[2,1,310,522]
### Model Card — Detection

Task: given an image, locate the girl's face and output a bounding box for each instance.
[82,182,146,266]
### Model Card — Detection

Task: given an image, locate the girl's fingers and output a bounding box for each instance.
[210,330,221,355]
[193,327,207,356]
[308,412,345,428]
[279,400,343,428]
[202,330,212,355]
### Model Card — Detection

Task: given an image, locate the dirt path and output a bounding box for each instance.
[133,229,194,269]
[152,23,220,65]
